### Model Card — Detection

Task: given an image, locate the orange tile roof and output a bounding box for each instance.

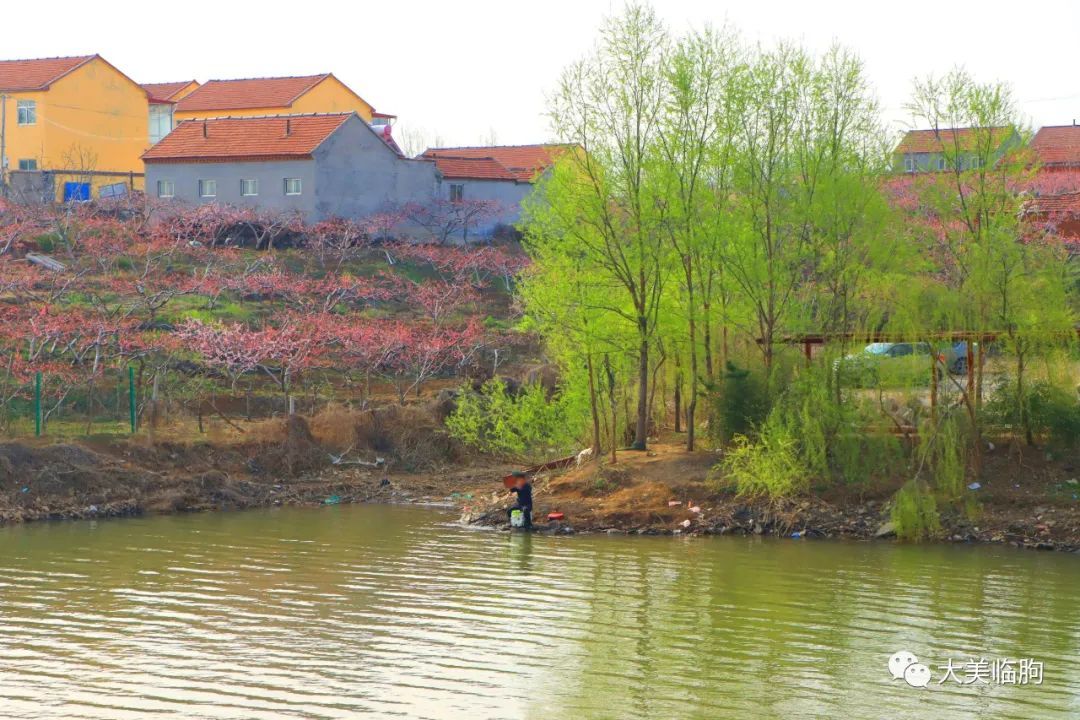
[895,127,1012,154]
[429,156,516,181]
[175,75,331,113]
[422,144,571,182]
[0,55,95,92]
[141,80,197,103]
[142,113,352,163]
[1030,125,1080,166]
[1027,191,1080,215]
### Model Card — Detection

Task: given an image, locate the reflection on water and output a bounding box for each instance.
[0,505,1078,719]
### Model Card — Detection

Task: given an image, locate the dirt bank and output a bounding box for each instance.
[458,441,1080,553]
[0,413,514,525]
[4,420,1079,555]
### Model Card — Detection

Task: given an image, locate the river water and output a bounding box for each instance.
[0,504,1077,719]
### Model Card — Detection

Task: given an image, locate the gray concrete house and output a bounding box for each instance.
[420,145,573,239]
[893,127,1020,173]
[142,113,438,221]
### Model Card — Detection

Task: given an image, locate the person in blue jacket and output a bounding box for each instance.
[506,475,533,528]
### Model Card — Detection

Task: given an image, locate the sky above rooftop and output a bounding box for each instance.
[8,0,1080,151]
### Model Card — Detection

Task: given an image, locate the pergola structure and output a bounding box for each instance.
[764,329,1080,419]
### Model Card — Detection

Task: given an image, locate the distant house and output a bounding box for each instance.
[1029,125,1080,196]
[894,127,1020,173]
[173,74,390,125]
[420,144,572,237]
[0,54,152,198]
[1025,191,1080,246]
[142,113,438,222]
[1030,125,1080,171]
[142,81,200,145]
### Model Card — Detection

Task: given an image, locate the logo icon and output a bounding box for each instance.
[889,650,931,688]
[903,663,932,688]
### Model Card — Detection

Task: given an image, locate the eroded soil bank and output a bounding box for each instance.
[459,442,1080,553]
[3,424,1079,553]
[0,414,514,524]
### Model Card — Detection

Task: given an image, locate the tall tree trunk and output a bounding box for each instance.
[633,315,649,451]
[1017,345,1033,447]
[586,353,602,456]
[673,355,682,434]
[687,319,698,452]
[604,354,618,463]
[683,255,698,451]
[702,300,714,381]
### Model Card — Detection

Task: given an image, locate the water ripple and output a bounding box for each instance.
[0,506,1078,719]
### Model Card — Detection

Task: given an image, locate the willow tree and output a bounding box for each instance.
[794,47,893,344]
[903,70,1075,446]
[723,45,816,374]
[654,26,742,450]
[535,3,670,450]
[520,181,640,461]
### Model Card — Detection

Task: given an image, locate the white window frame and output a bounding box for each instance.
[241,179,259,196]
[198,179,217,198]
[903,155,914,173]
[16,100,36,126]
[148,105,174,144]
[937,155,947,171]
[284,178,302,196]
[449,183,465,202]
[18,158,37,171]
[969,155,982,170]
[157,180,175,198]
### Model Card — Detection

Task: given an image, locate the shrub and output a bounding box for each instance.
[985,377,1080,450]
[33,234,57,253]
[718,414,806,498]
[733,362,903,488]
[709,361,770,444]
[916,415,967,500]
[446,378,586,461]
[890,481,941,541]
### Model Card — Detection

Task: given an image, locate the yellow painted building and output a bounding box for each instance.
[174,74,382,123]
[0,55,151,193]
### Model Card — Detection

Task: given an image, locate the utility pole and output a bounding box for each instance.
[0,93,7,199]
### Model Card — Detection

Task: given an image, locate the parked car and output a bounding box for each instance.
[948,341,990,375]
[835,342,956,387]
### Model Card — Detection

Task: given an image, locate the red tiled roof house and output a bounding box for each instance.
[142,113,437,222]
[173,74,385,124]
[420,144,573,238]
[894,127,1020,173]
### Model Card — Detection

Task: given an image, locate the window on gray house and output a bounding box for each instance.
[449,183,464,202]
[18,159,37,171]
[198,179,217,198]
[284,178,302,195]
[16,100,36,126]
[903,155,914,172]
[241,179,259,196]
[157,180,174,198]
[937,155,947,171]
